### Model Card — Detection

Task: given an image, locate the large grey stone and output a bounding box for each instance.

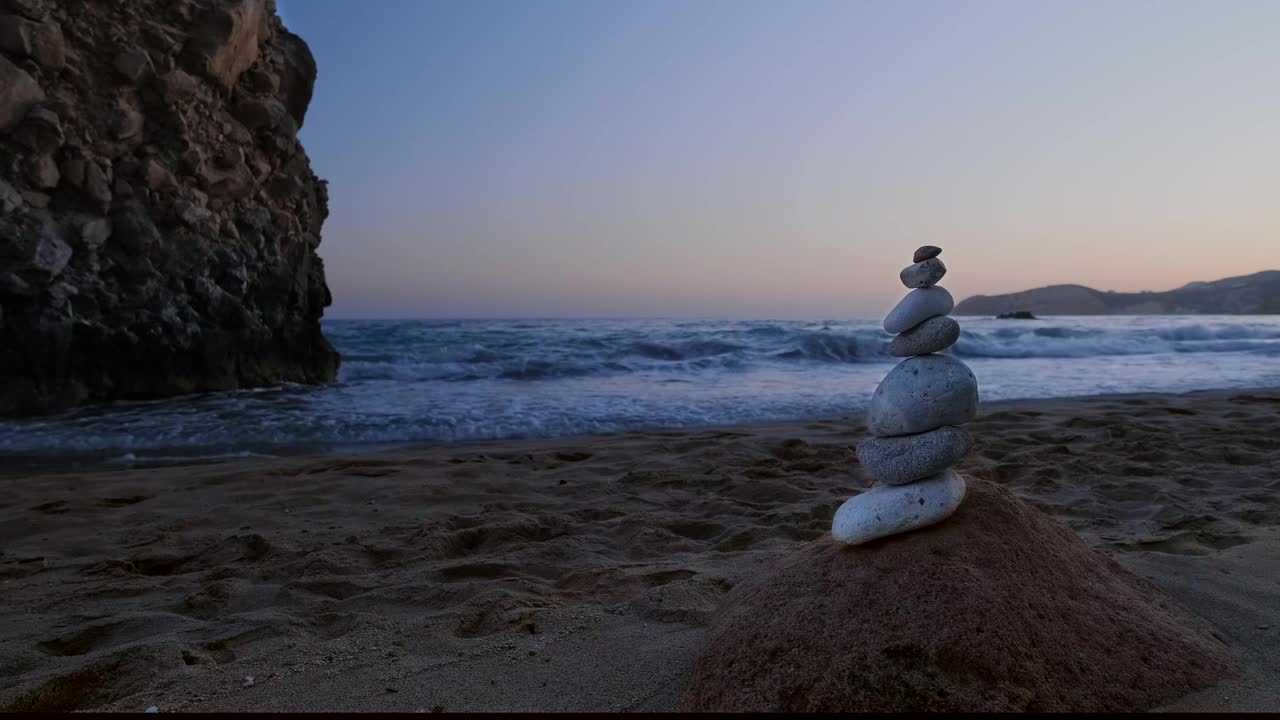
[900,257,947,289]
[892,316,960,357]
[867,354,978,437]
[857,426,973,486]
[883,286,954,334]
[831,469,966,544]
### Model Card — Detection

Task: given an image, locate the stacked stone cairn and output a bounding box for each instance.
[831,246,979,544]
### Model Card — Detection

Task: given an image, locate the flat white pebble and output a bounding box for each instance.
[883,286,954,334]
[831,470,967,544]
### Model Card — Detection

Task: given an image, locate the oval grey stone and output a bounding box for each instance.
[857,426,973,485]
[867,354,978,437]
[899,257,947,289]
[883,286,954,334]
[831,469,966,544]
[891,316,960,357]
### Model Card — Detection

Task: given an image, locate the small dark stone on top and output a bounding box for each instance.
[913,245,942,263]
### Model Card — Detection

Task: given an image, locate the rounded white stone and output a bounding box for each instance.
[830,470,967,545]
[867,354,978,437]
[883,286,954,334]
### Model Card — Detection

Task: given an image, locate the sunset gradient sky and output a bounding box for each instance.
[281,0,1279,319]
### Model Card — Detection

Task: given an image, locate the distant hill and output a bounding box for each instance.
[954,271,1280,316]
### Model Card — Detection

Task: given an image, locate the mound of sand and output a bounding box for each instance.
[682,478,1235,712]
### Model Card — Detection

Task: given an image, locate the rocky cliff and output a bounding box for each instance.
[955,271,1280,316]
[0,0,338,416]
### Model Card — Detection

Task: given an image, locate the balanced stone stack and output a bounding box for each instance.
[831,246,979,544]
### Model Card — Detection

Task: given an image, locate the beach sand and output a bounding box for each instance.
[1,389,1278,712]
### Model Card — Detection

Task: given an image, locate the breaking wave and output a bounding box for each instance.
[2,315,1278,470]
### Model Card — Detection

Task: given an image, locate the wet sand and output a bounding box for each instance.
[1,389,1278,712]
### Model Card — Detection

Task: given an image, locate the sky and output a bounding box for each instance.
[280,0,1280,319]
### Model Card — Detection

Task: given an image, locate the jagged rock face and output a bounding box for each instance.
[0,0,338,416]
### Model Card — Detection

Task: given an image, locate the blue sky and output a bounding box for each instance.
[281,0,1280,319]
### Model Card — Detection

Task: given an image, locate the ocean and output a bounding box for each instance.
[3,315,1280,471]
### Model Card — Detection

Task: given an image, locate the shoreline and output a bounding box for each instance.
[5,385,1279,479]
[2,384,1280,479]
[2,388,1278,710]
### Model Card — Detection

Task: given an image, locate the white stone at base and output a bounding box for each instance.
[830,470,967,545]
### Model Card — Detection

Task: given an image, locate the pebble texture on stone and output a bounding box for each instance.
[857,426,973,486]
[833,245,979,544]
[891,316,960,357]
[883,286,954,334]
[899,257,946,289]
[867,354,978,437]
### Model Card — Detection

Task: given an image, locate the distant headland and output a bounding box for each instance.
[955,271,1280,316]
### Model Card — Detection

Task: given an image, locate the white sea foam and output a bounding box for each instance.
[2,315,1278,466]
